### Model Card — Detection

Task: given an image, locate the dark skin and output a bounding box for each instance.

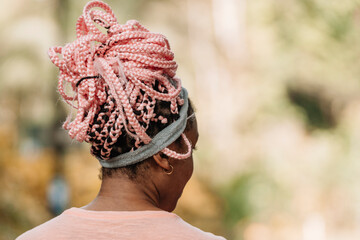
[83,116,199,212]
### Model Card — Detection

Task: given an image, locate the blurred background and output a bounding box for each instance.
[1,0,360,239]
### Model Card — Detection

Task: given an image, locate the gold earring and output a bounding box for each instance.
[163,164,174,175]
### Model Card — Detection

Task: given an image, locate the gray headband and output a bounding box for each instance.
[97,88,189,168]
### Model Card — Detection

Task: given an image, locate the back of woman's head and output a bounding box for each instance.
[48,0,194,177]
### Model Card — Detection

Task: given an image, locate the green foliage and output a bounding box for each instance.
[221,165,284,228]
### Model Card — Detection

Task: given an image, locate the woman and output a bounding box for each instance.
[17,1,225,239]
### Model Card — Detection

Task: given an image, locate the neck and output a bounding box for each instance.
[83,176,162,212]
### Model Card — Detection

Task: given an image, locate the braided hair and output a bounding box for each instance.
[101,99,195,180]
[48,0,194,177]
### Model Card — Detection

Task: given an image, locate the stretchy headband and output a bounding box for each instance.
[48,0,192,168]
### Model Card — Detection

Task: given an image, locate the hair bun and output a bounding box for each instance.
[48,0,184,151]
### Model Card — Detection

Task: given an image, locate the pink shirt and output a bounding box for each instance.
[17,208,226,240]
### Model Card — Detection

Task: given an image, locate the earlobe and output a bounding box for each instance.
[152,153,172,171]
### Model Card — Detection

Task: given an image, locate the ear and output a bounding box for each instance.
[152,153,172,171]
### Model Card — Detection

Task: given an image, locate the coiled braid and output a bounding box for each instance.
[48,0,192,162]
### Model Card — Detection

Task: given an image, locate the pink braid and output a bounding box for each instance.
[48,0,191,160]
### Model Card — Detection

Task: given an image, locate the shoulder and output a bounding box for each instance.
[162,214,226,240]
[16,212,70,240]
